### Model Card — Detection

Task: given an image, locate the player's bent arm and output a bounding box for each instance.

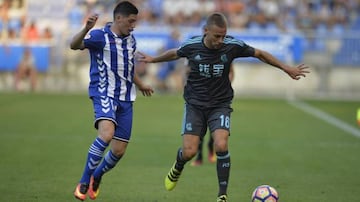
[229,64,234,82]
[71,14,98,50]
[133,73,154,96]
[133,72,149,91]
[253,48,290,71]
[70,27,89,50]
[133,73,144,88]
[152,48,180,63]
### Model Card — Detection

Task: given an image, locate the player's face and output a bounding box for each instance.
[115,14,137,36]
[204,25,226,49]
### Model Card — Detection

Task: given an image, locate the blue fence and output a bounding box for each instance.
[0,30,358,73]
[333,38,360,66]
[0,44,50,72]
[135,30,304,64]
[135,28,360,67]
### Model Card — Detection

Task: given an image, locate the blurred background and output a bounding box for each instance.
[0,0,359,100]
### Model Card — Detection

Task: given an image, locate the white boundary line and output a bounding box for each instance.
[288,100,360,138]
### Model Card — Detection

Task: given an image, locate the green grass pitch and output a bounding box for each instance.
[0,93,359,201]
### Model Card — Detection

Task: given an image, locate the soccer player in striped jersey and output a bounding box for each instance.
[139,12,309,202]
[70,1,154,201]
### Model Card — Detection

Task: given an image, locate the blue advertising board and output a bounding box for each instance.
[0,44,50,72]
[0,30,304,73]
[135,29,303,64]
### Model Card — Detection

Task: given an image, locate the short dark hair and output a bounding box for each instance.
[205,13,227,29]
[113,1,138,19]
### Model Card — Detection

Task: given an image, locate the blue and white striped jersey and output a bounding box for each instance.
[84,23,137,101]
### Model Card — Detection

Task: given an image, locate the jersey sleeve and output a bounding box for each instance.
[234,41,255,58]
[84,29,105,50]
[224,36,255,58]
[176,36,200,58]
[176,43,189,58]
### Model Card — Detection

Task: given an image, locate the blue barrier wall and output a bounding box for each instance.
[135,30,304,64]
[333,38,360,66]
[135,28,360,67]
[1,31,357,73]
[0,45,50,72]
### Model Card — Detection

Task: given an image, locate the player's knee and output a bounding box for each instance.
[97,131,113,142]
[214,140,228,152]
[110,140,128,158]
[97,120,115,142]
[111,148,125,158]
[182,147,197,160]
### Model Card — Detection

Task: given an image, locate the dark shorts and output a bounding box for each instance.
[91,96,133,142]
[180,103,233,138]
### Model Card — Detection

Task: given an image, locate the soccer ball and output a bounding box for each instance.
[251,185,279,202]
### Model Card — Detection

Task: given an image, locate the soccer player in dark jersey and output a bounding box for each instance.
[180,59,218,166]
[139,12,309,202]
[70,1,154,201]
[191,64,234,166]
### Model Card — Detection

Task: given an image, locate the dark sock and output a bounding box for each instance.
[216,151,230,196]
[175,148,187,171]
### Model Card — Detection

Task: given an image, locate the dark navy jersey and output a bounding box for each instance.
[177,35,255,107]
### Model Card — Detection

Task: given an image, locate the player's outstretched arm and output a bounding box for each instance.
[254,48,310,80]
[137,49,180,63]
[70,14,99,50]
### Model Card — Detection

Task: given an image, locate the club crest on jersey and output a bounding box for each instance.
[85,34,91,39]
[221,54,228,62]
[194,54,202,61]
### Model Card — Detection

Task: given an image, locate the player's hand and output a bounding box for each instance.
[138,85,154,96]
[136,51,154,63]
[85,14,99,31]
[285,64,310,80]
